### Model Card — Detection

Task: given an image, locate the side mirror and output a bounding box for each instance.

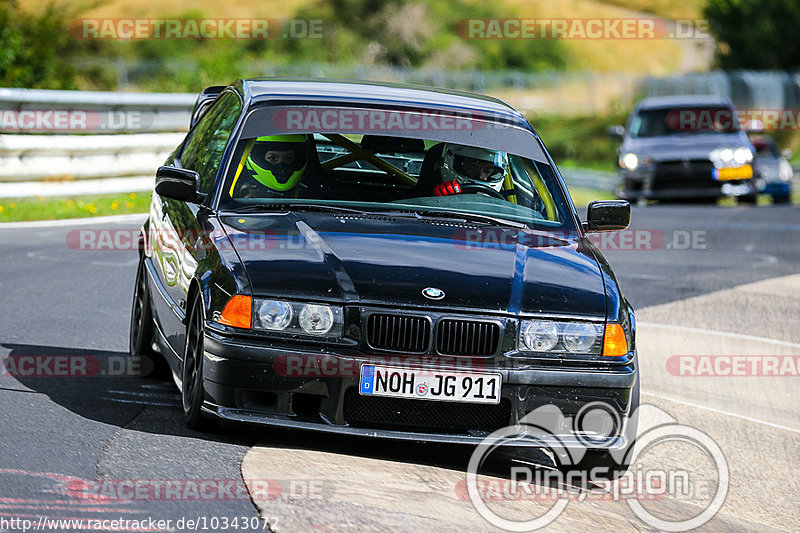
[743,119,764,133]
[782,148,793,160]
[585,200,630,232]
[607,125,625,140]
[155,166,200,202]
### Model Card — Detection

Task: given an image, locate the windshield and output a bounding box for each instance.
[630,106,742,138]
[218,105,575,230]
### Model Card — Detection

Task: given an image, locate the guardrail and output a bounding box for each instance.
[0,88,193,198]
[0,88,621,198]
[0,88,194,133]
[559,168,619,193]
[0,132,185,198]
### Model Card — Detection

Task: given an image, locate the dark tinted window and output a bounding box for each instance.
[630,106,740,138]
[180,91,242,194]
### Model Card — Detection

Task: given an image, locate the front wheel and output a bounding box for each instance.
[182,292,210,430]
[129,256,170,379]
[772,194,791,204]
[738,192,758,205]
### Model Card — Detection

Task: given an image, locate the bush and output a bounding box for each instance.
[0,1,112,89]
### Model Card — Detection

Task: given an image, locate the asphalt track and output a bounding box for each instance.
[0,204,798,532]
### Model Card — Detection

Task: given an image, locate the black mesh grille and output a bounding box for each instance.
[366,314,430,353]
[343,388,511,434]
[653,160,716,189]
[436,319,500,356]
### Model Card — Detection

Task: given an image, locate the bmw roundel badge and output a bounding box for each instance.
[422,287,445,300]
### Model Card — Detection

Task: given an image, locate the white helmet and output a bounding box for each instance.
[440,143,508,192]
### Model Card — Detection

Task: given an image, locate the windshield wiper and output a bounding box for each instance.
[223,203,528,229]
[405,209,528,229]
[223,203,383,216]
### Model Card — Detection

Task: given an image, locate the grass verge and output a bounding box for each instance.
[567,186,616,207]
[0,192,151,223]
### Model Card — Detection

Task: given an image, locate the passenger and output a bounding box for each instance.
[430,143,508,196]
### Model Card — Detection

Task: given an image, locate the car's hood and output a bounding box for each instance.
[623,133,750,161]
[220,212,607,318]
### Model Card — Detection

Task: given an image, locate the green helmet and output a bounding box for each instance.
[245,134,308,191]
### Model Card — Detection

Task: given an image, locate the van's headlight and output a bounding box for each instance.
[253,299,343,337]
[620,153,639,170]
[518,320,603,355]
[734,147,753,165]
[711,147,753,167]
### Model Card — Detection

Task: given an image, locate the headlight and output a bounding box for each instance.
[254,299,293,330]
[253,299,344,337]
[562,322,599,352]
[520,321,559,352]
[710,147,751,168]
[299,304,335,334]
[779,160,794,181]
[620,153,639,170]
[518,320,602,355]
[734,147,753,164]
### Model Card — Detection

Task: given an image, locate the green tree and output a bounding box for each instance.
[284,0,565,71]
[0,0,111,89]
[704,0,800,70]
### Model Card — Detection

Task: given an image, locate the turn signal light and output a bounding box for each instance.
[602,323,628,357]
[218,295,252,329]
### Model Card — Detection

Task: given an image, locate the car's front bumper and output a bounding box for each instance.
[199,329,638,450]
[761,181,791,197]
[618,165,757,200]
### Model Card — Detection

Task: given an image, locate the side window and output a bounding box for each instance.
[179,92,242,194]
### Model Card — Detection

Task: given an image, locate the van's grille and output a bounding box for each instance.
[366,314,430,353]
[436,319,500,356]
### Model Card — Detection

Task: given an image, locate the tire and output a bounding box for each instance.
[182,291,210,430]
[738,193,758,205]
[772,194,790,204]
[129,255,171,379]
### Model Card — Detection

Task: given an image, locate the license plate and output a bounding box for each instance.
[358,364,502,404]
[714,164,753,181]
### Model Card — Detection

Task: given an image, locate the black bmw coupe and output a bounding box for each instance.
[130,78,638,477]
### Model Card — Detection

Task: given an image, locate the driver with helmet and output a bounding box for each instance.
[232,134,311,198]
[431,143,509,197]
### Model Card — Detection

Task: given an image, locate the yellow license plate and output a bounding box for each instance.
[714,164,753,181]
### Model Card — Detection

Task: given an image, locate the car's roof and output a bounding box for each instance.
[234,78,532,131]
[635,95,735,110]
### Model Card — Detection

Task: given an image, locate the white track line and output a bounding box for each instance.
[0,213,147,229]
[638,321,800,348]
[639,320,800,433]
[642,391,800,434]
